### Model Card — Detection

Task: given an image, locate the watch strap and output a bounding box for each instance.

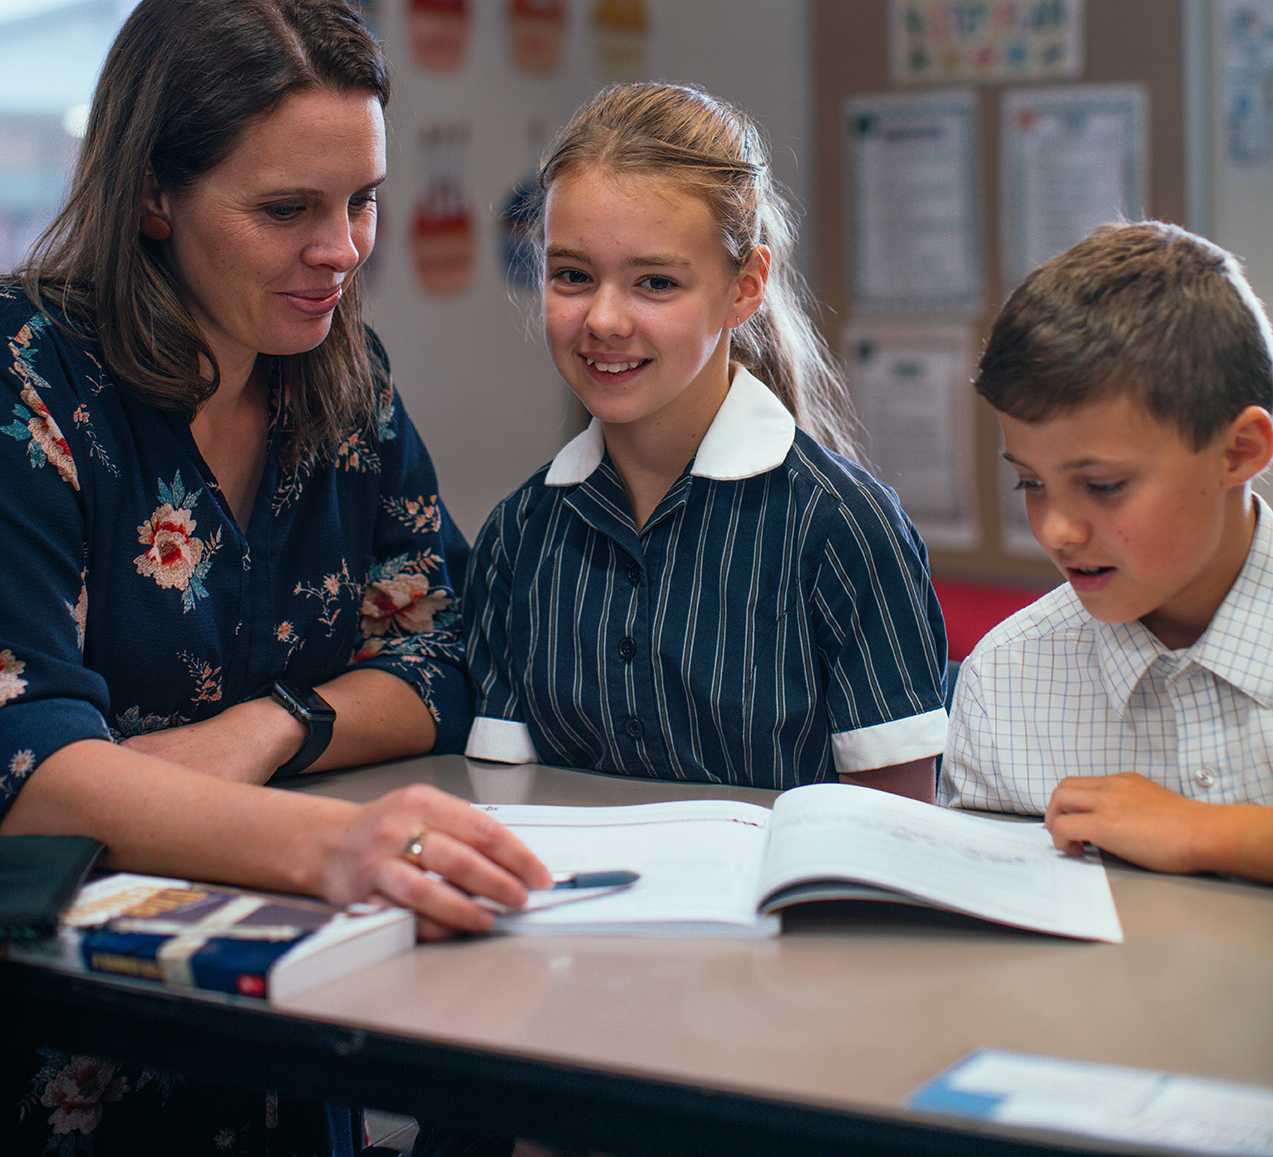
[270,682,335,779]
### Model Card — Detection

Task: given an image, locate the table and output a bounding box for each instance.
[6,755,1273,1155]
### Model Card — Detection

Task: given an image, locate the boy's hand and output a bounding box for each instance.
[1044,773,1208,873]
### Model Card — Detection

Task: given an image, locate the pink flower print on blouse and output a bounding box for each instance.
[1,384,80,491]
[360,574,451,637]
[0,648,28,705]
[134,472,221,612]
[39,1055,129,1136]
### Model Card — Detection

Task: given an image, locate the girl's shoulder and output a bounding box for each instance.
[474,462,556,541]
[786,429,908,515]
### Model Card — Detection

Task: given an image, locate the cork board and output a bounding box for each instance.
[812,0,1187,584]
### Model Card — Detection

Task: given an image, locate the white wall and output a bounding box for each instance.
[364,0,813,538]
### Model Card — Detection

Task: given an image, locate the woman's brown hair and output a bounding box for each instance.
[533,82,859,460]
[17,0,389,466]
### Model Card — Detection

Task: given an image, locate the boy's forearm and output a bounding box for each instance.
[1193,804,1273,884]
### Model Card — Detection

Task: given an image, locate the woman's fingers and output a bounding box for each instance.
[397,785,552,891]
[378,856,496,934]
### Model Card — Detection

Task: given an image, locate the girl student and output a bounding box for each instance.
[463,82,947,797]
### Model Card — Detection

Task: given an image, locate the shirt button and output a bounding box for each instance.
[626,564,641,586]
[617,636,637,661]
[1193,767,1217,789]
[623,716,644,739]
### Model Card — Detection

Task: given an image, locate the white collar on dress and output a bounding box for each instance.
[544,366,797,487]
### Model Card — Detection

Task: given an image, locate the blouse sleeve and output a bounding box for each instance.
[0,312,111,818]
[461,494,539,764]
[811,485,948,774]
[347,342,472,754]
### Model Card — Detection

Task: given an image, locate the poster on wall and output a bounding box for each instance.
[890,0,1084,85]
[1000,85,1147,291]
[1223,0,1273,168]
[844,322,980,551]
[508,0,568,77]
[843,90,982,314]
[413,124,477,297]
[592,0,649,81]
[409,0,470,74]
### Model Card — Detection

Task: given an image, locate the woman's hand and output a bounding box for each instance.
[317,784,553,940]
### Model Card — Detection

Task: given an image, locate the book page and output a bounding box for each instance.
[478,800,774,934]
[758,784,1122,942]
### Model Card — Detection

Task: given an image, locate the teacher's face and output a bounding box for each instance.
[155,87,386,382]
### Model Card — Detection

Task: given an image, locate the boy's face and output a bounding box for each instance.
[1001,394,1248,649]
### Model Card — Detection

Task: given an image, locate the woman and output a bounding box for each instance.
[2,1,548,1151]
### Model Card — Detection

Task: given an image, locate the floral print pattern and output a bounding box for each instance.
[1,295,470,816]
[2,381,80,490]
[134,472,222,611]
[0,648,28,705]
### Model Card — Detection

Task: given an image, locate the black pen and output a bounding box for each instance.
[550,870,640,891]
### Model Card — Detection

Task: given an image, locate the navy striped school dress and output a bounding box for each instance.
[464,367,948,789]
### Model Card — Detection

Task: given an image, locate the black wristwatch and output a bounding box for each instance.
[269,681,336,779]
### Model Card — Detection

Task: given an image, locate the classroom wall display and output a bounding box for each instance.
[889,0,1084,85]
[409,0,471,73]
[508,0,568,75]
[1000,85,1149,289]
[843,89,983,314]
[412,123,477,296]
[591,0,649,81]
[815,0,1186,585]
[1222,0,1273,167]
[844,322,980,551]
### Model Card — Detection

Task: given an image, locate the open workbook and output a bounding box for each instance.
[482,784,1124,942]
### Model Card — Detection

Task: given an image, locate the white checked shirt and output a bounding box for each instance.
[942,497,1273,814]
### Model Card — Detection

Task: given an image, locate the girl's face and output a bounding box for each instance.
[152,86,386,386]
[542,166,759,435]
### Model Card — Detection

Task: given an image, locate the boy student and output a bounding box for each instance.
[942,221,1273,884]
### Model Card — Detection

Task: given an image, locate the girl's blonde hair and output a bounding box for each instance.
[535,82,858,460]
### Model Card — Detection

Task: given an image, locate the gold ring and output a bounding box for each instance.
[401,827,428,867]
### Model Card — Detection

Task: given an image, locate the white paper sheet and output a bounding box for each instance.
[845,321,979,549]
[1223,0,1273,169]
[759,785,1123,943]
[1001,85,1148,290]
[844,90,982,313]
[478,800,775,935]
[910,1050,1273,1155]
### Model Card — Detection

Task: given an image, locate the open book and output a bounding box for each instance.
[5,873,415,1002]
[481,784,1123,942]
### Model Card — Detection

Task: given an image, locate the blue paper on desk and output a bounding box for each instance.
[909,1050,1273,1155]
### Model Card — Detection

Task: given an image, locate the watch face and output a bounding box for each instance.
[274,682,336,724]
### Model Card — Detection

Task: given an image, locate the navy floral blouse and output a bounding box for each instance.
[0,285,471,819]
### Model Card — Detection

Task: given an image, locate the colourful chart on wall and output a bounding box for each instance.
[409,0,470,74]
[890,0,1084,84]
[592,0,648,81]
[508,0,568,76]
[413,124,476,297]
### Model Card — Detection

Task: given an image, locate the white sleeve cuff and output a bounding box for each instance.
[465,716,540,764]
[831,707,947,774]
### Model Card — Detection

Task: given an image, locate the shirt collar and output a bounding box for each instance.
[1094,494,1273,714]
[544,366,796,487]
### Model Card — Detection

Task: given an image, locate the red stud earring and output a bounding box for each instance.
[140,212,172,241]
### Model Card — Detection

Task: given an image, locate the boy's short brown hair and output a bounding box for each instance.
[976,221,1273,448]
